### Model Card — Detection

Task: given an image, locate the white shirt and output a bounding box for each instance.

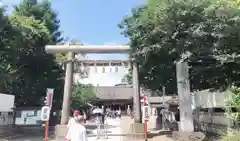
[66,123,88,141]
[117,110,121,115]
[67,117,77,128]
[83,113,87,120]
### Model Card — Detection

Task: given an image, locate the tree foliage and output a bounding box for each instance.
[227,86,240,121]
[119,0,240,93]
[0,0,64,107]
[0,0,93,109]
[223,86,240,140]
[72,83,96,110]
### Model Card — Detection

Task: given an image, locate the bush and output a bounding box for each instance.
[221,132,240,141]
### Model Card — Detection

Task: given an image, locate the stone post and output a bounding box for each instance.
[195,107,201,131]
[60,52,74,125]
[176,62,194,132]
[225,107,233,135]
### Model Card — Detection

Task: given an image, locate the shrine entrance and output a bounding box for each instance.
[92,86,134,115]
[45,45,142,124]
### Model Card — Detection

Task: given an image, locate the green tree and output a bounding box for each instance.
[55,39,89,80]
[226,87,240,121]
[122,73,132,85]
[8,0,64,107]
[72,83,96,110]
[119,0,240,93]
[222,86,240,140]
[0,7,20,93]
[55,39,83,65]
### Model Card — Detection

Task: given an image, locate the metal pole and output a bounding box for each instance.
[60,52,74,125]
[44,121,49,141]
[132,60,142,123]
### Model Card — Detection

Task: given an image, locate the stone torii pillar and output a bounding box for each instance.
[61,52,74,125]
[45,45,142,124]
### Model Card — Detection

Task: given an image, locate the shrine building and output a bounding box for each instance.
[93,86,133,112]
[92,84,179,115]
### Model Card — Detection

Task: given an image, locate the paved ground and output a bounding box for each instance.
[119,117,173,141]
[1,117,174,141]
[4,118,124,141]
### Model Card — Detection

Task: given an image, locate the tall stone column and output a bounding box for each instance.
[176,62,194,132]
[60,52,74,125]
[132,60,142,123]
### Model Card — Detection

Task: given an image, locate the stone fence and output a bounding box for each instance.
[193,111,239,135]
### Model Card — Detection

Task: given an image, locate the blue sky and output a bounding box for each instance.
[1,0,145,86]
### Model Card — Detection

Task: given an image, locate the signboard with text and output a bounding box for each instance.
[40,106,50,121]
[143,105,150,120]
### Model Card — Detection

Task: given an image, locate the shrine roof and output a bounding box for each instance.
[93,86,178,105]
[94,86,133,100]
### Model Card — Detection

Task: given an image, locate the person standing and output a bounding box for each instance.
[24,113,28,124]
[127,105,131,117]
[101,106,106,124]
[83,111,87,124]
[114,109,117,119]
[117,108,121,119]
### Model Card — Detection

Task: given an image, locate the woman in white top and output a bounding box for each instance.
[65,115,88,141]
[67,110,80,128]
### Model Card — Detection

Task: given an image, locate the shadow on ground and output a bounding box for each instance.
[147,131,173,139]
[204,133,221,141]
[85,124,118,136]
[85,124,117,130]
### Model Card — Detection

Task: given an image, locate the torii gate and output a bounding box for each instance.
[45,45,142,124]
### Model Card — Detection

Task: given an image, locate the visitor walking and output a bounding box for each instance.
[24,113,28,124]
[117,108,121,119]
[113,110,117,119]
[101,106,106,124]
[68,110,81,128]
[65,115,88,141]
[127,105,131,117]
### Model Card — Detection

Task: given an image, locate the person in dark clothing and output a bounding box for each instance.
[175,110,180,122]
[101,106,106,124]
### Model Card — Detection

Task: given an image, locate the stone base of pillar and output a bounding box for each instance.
[54,124,68,140]
[123,123,145,140]
[148,116,161,131]
[172,131,206,141]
